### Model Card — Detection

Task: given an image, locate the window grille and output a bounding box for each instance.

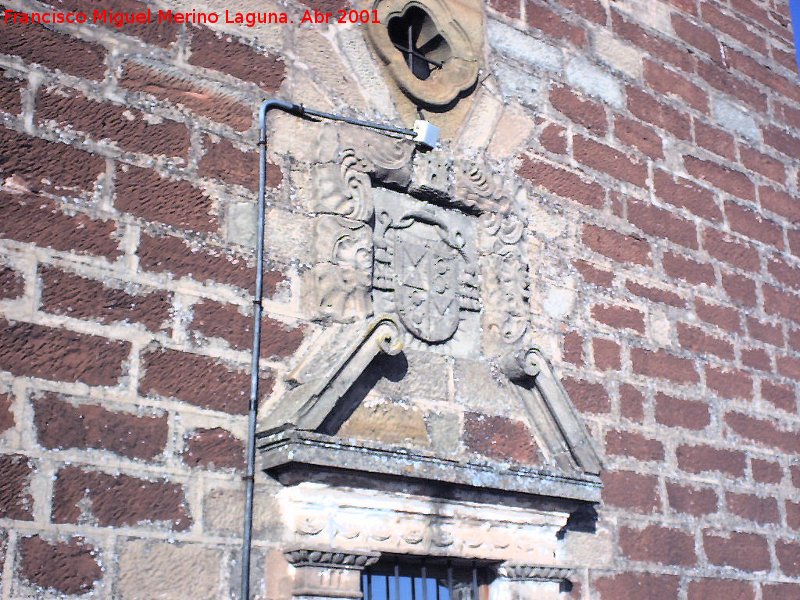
[361,555,488,600]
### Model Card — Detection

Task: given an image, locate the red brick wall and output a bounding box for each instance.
[0,0,798,597]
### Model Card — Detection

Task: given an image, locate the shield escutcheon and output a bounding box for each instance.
[395,234,460,342]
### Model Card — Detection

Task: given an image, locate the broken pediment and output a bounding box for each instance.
[259,132,601,505]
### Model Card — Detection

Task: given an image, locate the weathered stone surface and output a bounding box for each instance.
[118,539,223,600]
[339,398,430,446]
[18,536,102,595]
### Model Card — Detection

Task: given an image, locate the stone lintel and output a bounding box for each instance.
[258,429,602,503]
[496,564,573,582]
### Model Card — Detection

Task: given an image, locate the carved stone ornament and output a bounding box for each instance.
[284,549,380,570]
[367,0,482,107]
[284,549,380,599]
[263,129,601,498]
[496,564,573,583]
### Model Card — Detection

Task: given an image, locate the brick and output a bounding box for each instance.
[464,412,540,464]
[116,165,215,233]
[0,391,13,434]
[697,60,768,111]
[627,86,691,140]
[768,256,800,290]
[759,186,800,222]
[764,285,800,323]
[526,2,586,46]
[489,0,520,18]
[619,384,644,422]
[0,454,34,520]
[120,62,253,131]
[676,444,746,476]
[702,4,767,55]
[517,156,604,208]
[612,10,696,74]
[0,128,105,194]
[741,347,770,372]
[620,525,696,566]
[53,466,191,530]
[540,122,568,154]
[40,266,169,332]
[594,572,679,600]
[560,0,606,23]
[593,338,620,370]
[667,482,718,516]
[763,125,800,158]
[562,378,610,414]
[653,169,721,222]
[678,323,734,359]
[728,48,800,103]
[614,116,663,159]
[644,60,708,112]
[628,199,698,249]
[182,427,244,470]
[778,355,800,379]
[549,85,606,133]
[752,457,782,483]
[605,429,663,461]
[626,281,686,307]
[775,101,800,130]
[601,471,659,512]
[188,27,285,93]
[191,299,304,359]
[695,298,742,333]
[655,393,710,430]
[704,228,760,273]
[44,0,178,46]
[694,119,736,160]
[685,156,755,202]
[562,331,584,365]
[722,271,757,306]
[740,147,786,184]
[662,252,715,285]
[762,381,796,412]
[763,584,800,600]
[672,14,723,63]
[725,411,800,452]
[37,87,189,158]
[0,319,129,386]
[574,135,647,187]
[573,259,613,287]
[0,22,105,80]
[138,233,274,292]
[595,305,645,337]
[632,347,699,384]
[0,193,119,259]
[582,225,651,265]
[707,366,753,399]
[199,138,282,192]
[703,531,770,571]
[0,69,23,115]
[728,492,780,524]
[725,201,783,248]
[747,317,783,346]
[140,347,258,415]
[0,264,24,300]
[687,579,755,600]
[18,536,102,595]
[789,500,800,530]
[32,393,167,461]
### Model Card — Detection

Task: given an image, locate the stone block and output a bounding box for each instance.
[118,540,223,600]
[592,29,643,79]
[713,96,760,143]
[488,20,562,73]
[453,358,520,417]
[493,62,543,107]
[565,57,625,109]
[371,349,450,403]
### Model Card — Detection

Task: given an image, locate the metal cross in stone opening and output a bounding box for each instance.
[393,21,444,79]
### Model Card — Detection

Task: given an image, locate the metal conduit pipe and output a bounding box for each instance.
[241,98,438,600]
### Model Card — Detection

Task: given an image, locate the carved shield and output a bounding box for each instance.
[395,234,460,342]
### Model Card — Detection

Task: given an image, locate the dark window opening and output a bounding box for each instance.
[361,555,490,600]
[387,6,451,80]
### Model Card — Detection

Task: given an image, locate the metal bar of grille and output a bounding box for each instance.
[471,564,478,600]
[407,25,414,73]
[421,561,428,600]
[395,561,401,600]
[363,572,371,600]
[447,562,453,599]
